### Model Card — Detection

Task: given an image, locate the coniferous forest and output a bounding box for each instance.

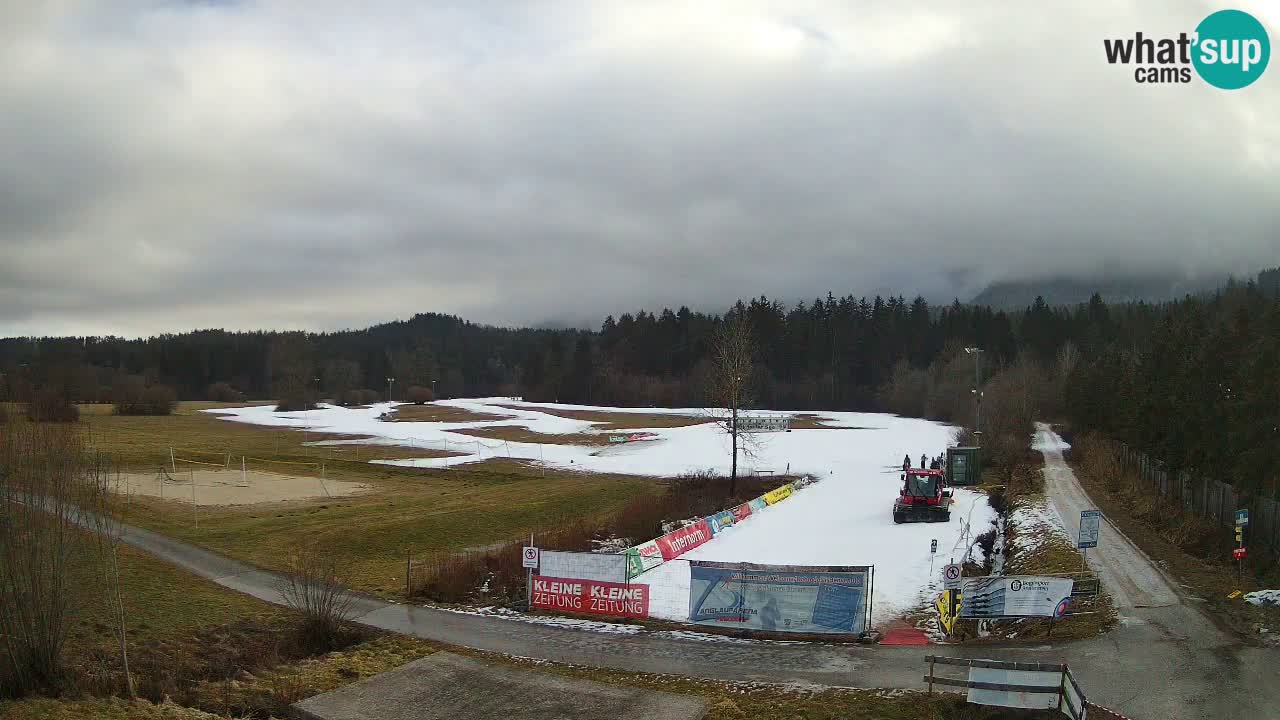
[2,270,1278,496]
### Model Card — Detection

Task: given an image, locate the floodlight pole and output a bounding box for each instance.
[387,377,395,404]
[964,347,984,445]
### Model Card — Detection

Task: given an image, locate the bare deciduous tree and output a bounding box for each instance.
[705,311,758,496]
[278,541,354,652]
[0,421,132,698]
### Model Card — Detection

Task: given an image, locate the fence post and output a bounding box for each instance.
[406,549,412,598]
[927,656,935,694]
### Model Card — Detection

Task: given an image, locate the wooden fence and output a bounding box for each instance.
[1117,444,1280,554]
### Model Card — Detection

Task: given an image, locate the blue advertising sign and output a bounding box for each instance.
[709,511,735,535]
[1235,509,1249,527]
[688,561,870,635]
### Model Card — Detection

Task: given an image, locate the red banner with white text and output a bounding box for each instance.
[655,518,712,560]
[531,576,650,619]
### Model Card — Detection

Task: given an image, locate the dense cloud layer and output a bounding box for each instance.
[2,1,1278,336]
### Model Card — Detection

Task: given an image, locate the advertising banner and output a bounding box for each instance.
[959,576,1074,618]
[531,576,649,619]
[688,561,869,634]
[655,519,712,560]
[762,484,793,505]
[625,540,663,577]
[730,502,753,523]
[539,550,627,584]
[709,510,735,535]
[748,497,768,512]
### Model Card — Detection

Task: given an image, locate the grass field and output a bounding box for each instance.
[388,403,515,423]
[492,404,711,430]
[79,404,659,597]
[449,425,615,446]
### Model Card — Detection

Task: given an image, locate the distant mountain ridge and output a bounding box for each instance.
[969,273,1232,310]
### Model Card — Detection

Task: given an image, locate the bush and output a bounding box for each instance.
[404,385,434,404]
[23,391,80,423]
[278,543,355,653]
[114,380,176,416]
[338,389,381,407]
[206,382,244,403]
[986,485,1009,516]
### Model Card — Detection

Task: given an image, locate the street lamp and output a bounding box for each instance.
[964,347,984,445]
[386,377,395,404]
[431,379,437,400]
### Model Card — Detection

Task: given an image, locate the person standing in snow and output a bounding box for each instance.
[903,454,911,471]
[920,453,927,468]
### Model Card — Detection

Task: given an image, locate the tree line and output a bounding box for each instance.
[3,270,1277,495]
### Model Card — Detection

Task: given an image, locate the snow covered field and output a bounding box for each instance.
[206,398,995,624]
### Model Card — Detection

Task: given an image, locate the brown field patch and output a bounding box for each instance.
[492,404,709,430]
[449,425,614,446]
[388,403,515,423]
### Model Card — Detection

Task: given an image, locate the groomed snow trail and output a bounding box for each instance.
[208,399,996,623]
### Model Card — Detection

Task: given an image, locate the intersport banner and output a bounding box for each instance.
[655,518,712,560]
[531,576,649,619]
[688,561,869,635]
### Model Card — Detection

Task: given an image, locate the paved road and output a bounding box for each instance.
[113,432,1280,720]
[1036,424,1179,610]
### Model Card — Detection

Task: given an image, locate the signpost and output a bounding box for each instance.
[522,541,538,609]
[943,564,962,590]
[1234,509,1248,583]
[930,539,938,577]
[1077,510,1101,572]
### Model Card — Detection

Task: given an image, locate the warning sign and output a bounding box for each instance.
[943,564,962,590]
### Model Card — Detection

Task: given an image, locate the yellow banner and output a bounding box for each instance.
[762,484,793,505]
[936,590,961,635]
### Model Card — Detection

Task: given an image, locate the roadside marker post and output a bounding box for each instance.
[522,537,538,609]
[929,539,938,578]
[1234,509,1248,584]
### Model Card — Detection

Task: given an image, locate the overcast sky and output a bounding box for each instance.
[3,1,1278,337]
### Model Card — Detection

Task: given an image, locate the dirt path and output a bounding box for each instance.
[1035,424,1179,609]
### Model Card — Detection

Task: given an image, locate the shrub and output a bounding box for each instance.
[23,391,80,423]
[275,395,318,412]
[404,385,434,404]
[114,380,176,416]
[986,485,1009,516]
[975,528,997,559]
[278,543,354,653]
[206,382,244,403]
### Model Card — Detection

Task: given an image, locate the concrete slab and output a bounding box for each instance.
[293,652,708,720]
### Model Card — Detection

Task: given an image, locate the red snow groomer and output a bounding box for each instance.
[892,468,952,524]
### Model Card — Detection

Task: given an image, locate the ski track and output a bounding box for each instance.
[207,399,996,622]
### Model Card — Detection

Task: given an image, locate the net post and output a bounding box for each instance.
[241,455,247,484]
[170,447,177,475]
[191,469,197,529]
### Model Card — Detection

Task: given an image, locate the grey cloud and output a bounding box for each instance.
[2,0,1278,337]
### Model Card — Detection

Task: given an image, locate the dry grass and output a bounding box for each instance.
[80,403,659,598]
[1068,432,1280,640]
[449,425,615,446]
[492,404,711,430]
[387,403,515,423]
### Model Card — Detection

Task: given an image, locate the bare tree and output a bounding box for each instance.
[278,541,354,651]
[0,421,138,699]
[705,312,758,496]
[81,453,135,699]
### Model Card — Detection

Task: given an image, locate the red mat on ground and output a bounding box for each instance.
[879,626,930,645]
